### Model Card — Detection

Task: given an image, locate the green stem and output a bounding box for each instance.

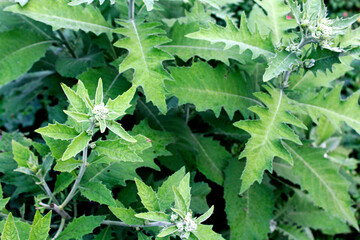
[128,0,135,20]
[102,220,172,228]
[52,218,66,240]
[57,30,77,58]
[41,181,60,205]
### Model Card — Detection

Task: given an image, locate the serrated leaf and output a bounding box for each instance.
[0,29,51,85]
[295,84,360,134]
[143,0,156,11]
[135,178,160,212]
[277,224,314,240]
[106,120,137,142]
[43,136,70,160]
[5,0,113,38]
[187,13,275,60]
[109,206,145,225]
[95,139,144,162]
[307,47,341,74]
[173,186,187,213]
[28,211,51,240]
[160,21,247,65]
[62,131,91,160]
[224,159,274,240]
[106,85,136,117]
[167,61,259,119]
[192,224,224,240]
[1,213,20,240]
[135,212,170,222]
[54,172,76,194]
[57,215,105,240]
[61,83,88,113]
[54,158,82,172]
[263,51,299,81]
[178,173,191,211]
[114,20,173,113]
[36,122,80,140]
[249,0,297,44]
[234,85,306,193]
[80,181,116,207]
[11,140,35,168]
[63,111,90,122]
[285,143,358,229]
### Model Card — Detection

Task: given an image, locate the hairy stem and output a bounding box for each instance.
[102,220,172,228]
[52,218,66,240]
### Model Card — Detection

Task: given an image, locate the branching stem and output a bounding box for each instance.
[102,220,172,228]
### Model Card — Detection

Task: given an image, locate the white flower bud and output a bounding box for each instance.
[92,103,109,121]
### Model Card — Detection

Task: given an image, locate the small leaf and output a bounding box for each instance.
[95,139,143,162]
[95,78,103,106]
[196,206,214,223]
[109,206,145,225]
[36,122,80,140]
[135,178,160,212]
[106,86,136,118]
[192,224,224,240]
[61,83,88,113]
[1,213,20,240]
[11,140,35,168]
[135,212,170,222]
[178,173,191,211]
[263,51,299,81]
[80,181,116,207]
[157,226,178,238]
[173,186,187,213]
[63,111,90,123]
[57,215,105,240]
[106,120,136,143]
[62,131,92,160]
[28,211,51,240]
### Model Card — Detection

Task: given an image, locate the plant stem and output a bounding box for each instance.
[128,0,135,20]
[39,202,71,219]
[57,30,77,58]
[102,220,172,228]
[59,121,95,210]
[42,181,60,205]
[52,218,66,240]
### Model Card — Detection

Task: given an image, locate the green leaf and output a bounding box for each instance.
[199,0,238,9]
[196,206,214,224]
[157,226,178,238]
[28,211,51,240]
[277,224,313,240]
[113,20,173,113]
[143,0,156,11]
[105,86,136,118]
[224,159,274,240]
[167,61,259,119]
[285,143,358,229]
[43,136,70,160]
[157,167,186,211]
[192,224,224,240]
[187,14,275,60]
[11,140,36,168]
[109,206,145,225]
[173,186,187,213]
[135,212,170,222]
[263,51,299,81]
[135,178,160,212]
[160,21,247,65]
[80,181,116,207]
[36,122,80,140]
[57,215,105,240]
[178,173,191,211]
[63,111,90,123]
[106,120,137,143]
[307,47,341,74]
[1,213,20,240]
[54,172,76,194]
[54,158,82,172]
[62,131,91,160]
[0,29,51,85]
[95,139,144,162]
[234,85,306,193]
[5,0,113,38]
[249,0,297,44]
[295,84,360,134]
[95,78,103,106]
[61,83,88,113]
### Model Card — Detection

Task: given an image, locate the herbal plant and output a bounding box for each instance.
[0,0,360,239]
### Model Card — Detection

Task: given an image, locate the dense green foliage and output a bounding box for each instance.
[0,0,360,239]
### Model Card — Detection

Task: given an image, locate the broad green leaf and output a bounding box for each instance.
[234,85,306,193]
[167,61,259,119]
[1,213,20,240]
[307,47,341,74]
[109,206,145,225]
[143,0,156,11]
[29,211,51,240]
[43,136,70,160]
[114,20,173,113]
[277,224,314,240]
[61,83,88,113]
[95,139,143,162]
[80,181,116,207]
[106,120,137,142]
[192,224,224,240]
[161,22,247,65]
[178,173,191,211]
[196,206,214,224]
[36,122,79,140]
[249,0,297,43]
[224,159,274,240]
[263,51,299,81]
[295,84,360,134]
[63,111,90,123]
[157,167,186,211]
[94,227,113,240]
[0,30,51,85]
[95,78,103,106]
[62,131,91,160]
[11,140,35,168]
[106,86,136,117]
[135,212,170,222]
[285,143,358,229]
[54,158,82,172]
[135,178,160,212]
[57,215,105,240]
[187,14,275,60]
[173,186,187,213]
[5,0,113,38]
[54,172,76,194]
[157,226,178,237]
[0,198,10,211]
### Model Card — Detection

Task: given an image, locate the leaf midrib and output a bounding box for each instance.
[0,40,54,62]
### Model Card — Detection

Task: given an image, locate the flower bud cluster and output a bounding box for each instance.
[285,42,300,52]
[302,17,338,50]
[170,212,198,239]
[92,103,109,121]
